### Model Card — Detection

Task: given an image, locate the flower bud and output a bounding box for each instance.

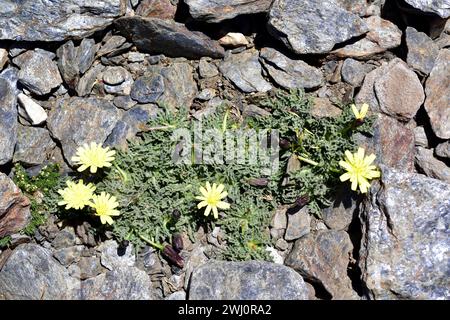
[172,233,184,252]
[162,245,184,268]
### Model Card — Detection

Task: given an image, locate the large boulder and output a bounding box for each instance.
[359,166,450,299]
[404,0,450,18]
[0,0,126,41]
[267,0,368,54]
[189,260,310,300]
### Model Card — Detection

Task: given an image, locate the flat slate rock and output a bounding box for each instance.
[0,0,126,41]
[115,17,225,59]
[13,125,56,166]
[189,260,310,300]
[184,0,273,23]
[260,47,324,90]
[267,0,368,54]
[0,78,17,165]
[406,27,439,75]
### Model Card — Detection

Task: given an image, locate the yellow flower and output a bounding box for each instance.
[88,192,120,225]
[71,142,116,173]
[195,182,230,219]
[339,147,380,193]
[58,180,96,210]
[351,103,369,120]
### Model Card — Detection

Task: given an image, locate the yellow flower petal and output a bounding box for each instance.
[197,200,208,209]
[360,103,369,118]
[216,201,230,210]
[340,173,351,182]
[212,206,219,219]
[195,182,230,219]
[204,205,212,217]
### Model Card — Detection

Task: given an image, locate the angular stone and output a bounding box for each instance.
[135,0,177,20]
[285,207,311,241]
[341,59,376,87]
[98,240,135,271]
[0,244,77,299]
[286,230,356,299]
[47,97,120,165]
[333,16,402,59]
[0,0,126,41]
[375,59,425,121]
[360,166,450,299]
[130,75,165,103]
[414,126,429,148]
[14,50,62,96]
[17,93,47,126]
[198,58,219,78]
[406,27,440,75]
[436,141,450,159]
[0,78,17,165]
[103,67,133,95]
[219,51,272,93]
[189,260,310,300]
[148,63,198,110]
[53,245,84,267]
[267,0,368,54]
[260,47,324,90]
[311,98,343,118]
[219,33,249,48]
[404,0,450,18]
[13,126,56,166]
[76,63,105,97]
[52,227,80,249]
[0,173,31,238]
[115,17,225,59]
[355,63,387,113]
[0,48,7,70]
[323,185,359,231]
[74,257,104,280]
[80,267,157,300]
[415,147,450,183]
[185,0,272,22]
[97,35,127,58]
[113,95,138,110]
[424,49,450,139]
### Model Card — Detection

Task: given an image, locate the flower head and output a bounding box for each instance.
[58,180,96,210]
[71,142,116,173]
[195,182,230,219]
[88,192,120,225]
[351,103,369,121]
[339,147,380,193]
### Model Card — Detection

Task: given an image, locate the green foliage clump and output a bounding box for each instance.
[13,163,63,236]
[93,89,373,261]
[0,235,11,249]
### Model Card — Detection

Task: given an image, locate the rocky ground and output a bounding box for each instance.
[0,0,449,300]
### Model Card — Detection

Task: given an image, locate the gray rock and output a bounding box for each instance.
[52,227,80,250]
[103,67,133,96]
[220,51,272,93]
[267,0,368,54]
[414,126,429,148]
[333,16,402,59]
[165,291,186,300]
[135,0,177,20]
[14,50,62,96]
[196,88,216,101]
[359,166,450,299]
[189,260,310,300]
[184,0,273,23]
[53,245,84,266]
[57,39,97,90]
[285,207,311,241]
[76,63,105,97]
[311,98,343,118]
[374,59,425,121]
[113,95,138,110]
[98,240,136,270]
[47,97,120,165]
[0,0,126,41]
[74,257,104,280]
[436,141,450,159]
[80,267,157,300]
[0,78,17,165]
[341,59,375,87]
[198,58,219,78]
[334,0,369,15]
[322,185,359,231]
[415,147,450,183]
[424,49,450,139]
[0,48,7,70]
[115,17,225,59]
[0,244,78,299]
[260,47,324,90]
[17,93,47,126]
[130,75,165,103]
[13,126,56,166]
[0,173,31,238]
[285,230,357,299]
[270,207,288,230]
[406,27,440,75]
[148,63,198,110]
[404,0,450,18]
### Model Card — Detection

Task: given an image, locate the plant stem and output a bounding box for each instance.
[139,235,164,251]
